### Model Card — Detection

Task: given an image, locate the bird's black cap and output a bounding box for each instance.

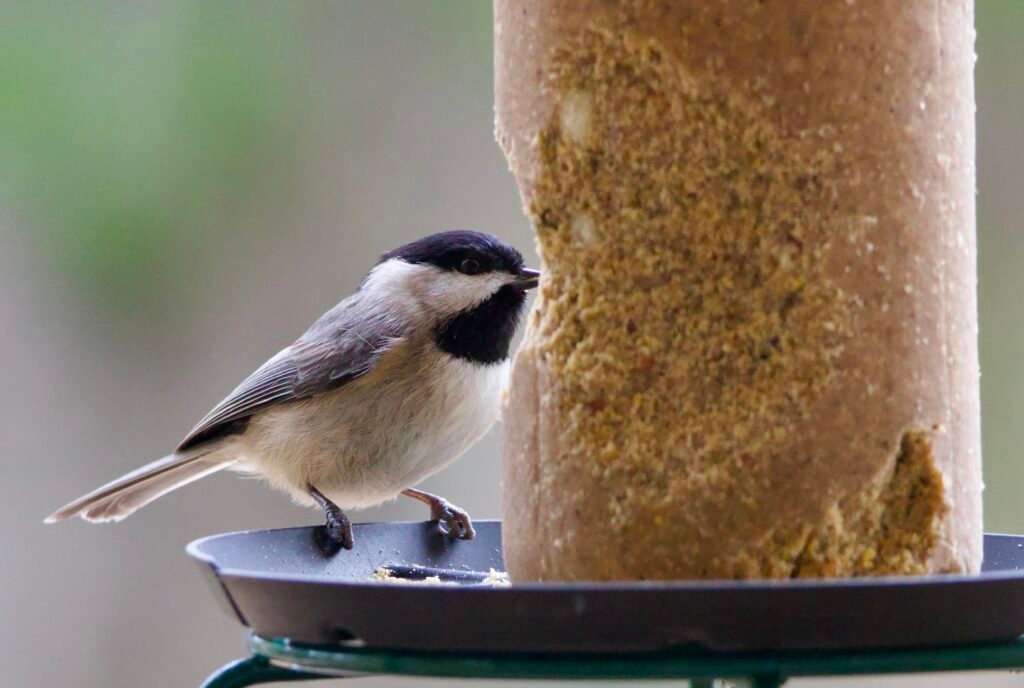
[381,231,525,275]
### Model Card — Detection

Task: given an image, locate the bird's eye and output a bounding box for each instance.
[459,257,483,275]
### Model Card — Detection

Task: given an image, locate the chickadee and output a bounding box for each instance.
[46,231,539,549]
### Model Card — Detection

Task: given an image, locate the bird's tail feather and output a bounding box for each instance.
[45,448,236,524]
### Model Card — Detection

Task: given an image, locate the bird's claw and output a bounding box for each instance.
[325,508,354,550]
[431,499,475,540]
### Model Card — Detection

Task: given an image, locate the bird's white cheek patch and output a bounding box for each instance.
[365,258,513,318]
[424,271,509,314]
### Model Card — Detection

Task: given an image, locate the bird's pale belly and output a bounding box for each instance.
[238,354,508,509]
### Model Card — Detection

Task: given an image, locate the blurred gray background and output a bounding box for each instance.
[1,2,1021,686]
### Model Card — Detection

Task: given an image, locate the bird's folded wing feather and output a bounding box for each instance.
[177,320,404,451]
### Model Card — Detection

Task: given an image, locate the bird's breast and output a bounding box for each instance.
[391,352,508,480]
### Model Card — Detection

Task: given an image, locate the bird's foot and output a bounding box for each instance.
[324,506,354,550]
[308,483,354,550]
[401,488,475,540]
[429,498,475,540]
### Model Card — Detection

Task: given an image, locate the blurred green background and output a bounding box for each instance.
[1,2,1021,687]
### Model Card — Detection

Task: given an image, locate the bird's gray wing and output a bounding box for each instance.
[177,317,404,451]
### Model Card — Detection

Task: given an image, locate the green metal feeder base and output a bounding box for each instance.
[201,633,1024,687]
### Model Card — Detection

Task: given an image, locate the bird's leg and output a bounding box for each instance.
[401,488,475,540]
[307,484,354,550]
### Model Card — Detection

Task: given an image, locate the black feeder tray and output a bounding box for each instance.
[189,521,1024,687]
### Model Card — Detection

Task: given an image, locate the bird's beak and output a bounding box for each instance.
[515,267,540,290]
